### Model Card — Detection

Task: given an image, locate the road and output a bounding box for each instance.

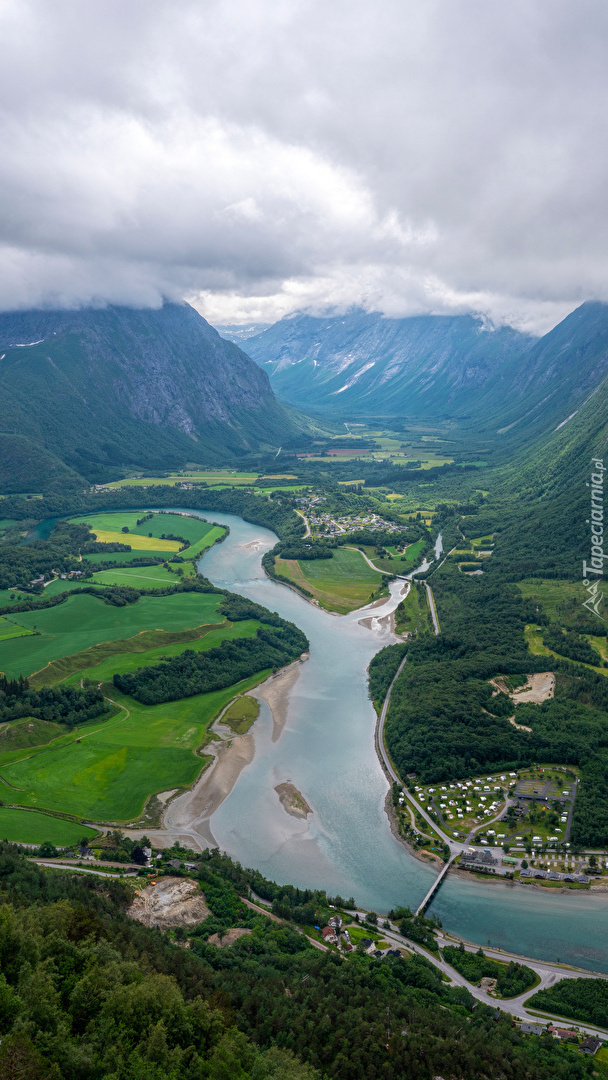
[295,510,311,537]
[342,906,608,1037]
[425,582,440,634]
[347,545,386,573]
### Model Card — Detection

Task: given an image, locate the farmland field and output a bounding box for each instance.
[0,615,34,641]
[85,550,169,564]
[91,564,179,587]
[0,670,270,822]
[85,529,182,551]
[0,591,224,678]
[276,546,384,614]
[0,808,98,845]
[70,511,224,557]
[107,473,261,488]
[61,618,261,685]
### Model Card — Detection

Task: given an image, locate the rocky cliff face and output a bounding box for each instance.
[0,302,310,488]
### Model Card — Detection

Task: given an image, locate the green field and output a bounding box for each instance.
[0,615,34,641]
[107,473,264,488]
[0,808,98,846]
[91,564,179,588]
[0,591,224,678]
[85,551,168,564]
[0,671,269,822]
[182,524,225,558]
[0,589,31,605]
[0,717,64,751]
[276,546,384,614]
[42,578,95,597]
[222,694,260,734]
[61,619,261,685]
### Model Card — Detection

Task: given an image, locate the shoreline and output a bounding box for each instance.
[246,655,306,741]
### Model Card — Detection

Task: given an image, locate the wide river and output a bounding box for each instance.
[177,508,608,972]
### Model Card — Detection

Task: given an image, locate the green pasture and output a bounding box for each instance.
[277,546,384,614]
[0,808,97,846]
[85,551,167,564]
[91,564,178,588]
[0,717,64,752]
[70,510,215,547]
[183,524,225,558]
[61,619,261,685]
[108,473,260,488]
[0,616,34,641]
[43,578,93,597]
[0,591,224,678]
[0,590,31,606]
[0,671,269,822]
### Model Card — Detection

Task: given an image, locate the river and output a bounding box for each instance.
[48,503,600,972]
[183,508,608,972]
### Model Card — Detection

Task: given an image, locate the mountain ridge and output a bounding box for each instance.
[229,303,608,451]
[0,302,316,491]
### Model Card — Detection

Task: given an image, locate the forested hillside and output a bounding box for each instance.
[0,845,592,1080]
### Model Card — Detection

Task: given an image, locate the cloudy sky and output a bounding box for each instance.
[0,0,606,333]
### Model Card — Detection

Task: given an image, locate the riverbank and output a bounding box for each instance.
[246,656,306,741]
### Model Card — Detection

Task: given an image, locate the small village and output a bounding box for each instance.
[295,495,406,538]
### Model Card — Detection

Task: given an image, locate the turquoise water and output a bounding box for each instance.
[185,508,608,973]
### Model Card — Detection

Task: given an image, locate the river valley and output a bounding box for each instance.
[167,509,608,973]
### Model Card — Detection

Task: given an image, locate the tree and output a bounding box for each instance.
[131,846,148,866]
[121,526,129,533]
[37,842,57,858]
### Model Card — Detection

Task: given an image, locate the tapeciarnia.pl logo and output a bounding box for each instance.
[582,457,605,620]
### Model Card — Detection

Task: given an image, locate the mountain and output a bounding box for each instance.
[237,303,608,452]
[215,322,271,343]
[0,302,314,491]
[237,310,532,418]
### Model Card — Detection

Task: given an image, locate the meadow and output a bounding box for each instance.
[60,618,261,685]
[0,615,33,641]
[0,807,97,845]
[69,510,223,556]
[0,590,224,678]
[91,564,180,587]
[276,546,384,613]
[0,670,269,822]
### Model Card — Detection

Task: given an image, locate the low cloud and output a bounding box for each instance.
[0,0,606,332]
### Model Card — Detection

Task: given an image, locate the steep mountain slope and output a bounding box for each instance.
[0,303,312,489]
[487,301,608,444]
[236,310,531,417]
[234,304,608,452]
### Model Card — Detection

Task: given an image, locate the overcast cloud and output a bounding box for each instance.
[0,0,606,332]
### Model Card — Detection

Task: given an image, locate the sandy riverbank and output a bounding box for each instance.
[247,657,305,741]
[124,733,255,852]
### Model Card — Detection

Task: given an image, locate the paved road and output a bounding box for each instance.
[295,510,311,537]
[347,545,386,574]
[344,908,608,1037]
